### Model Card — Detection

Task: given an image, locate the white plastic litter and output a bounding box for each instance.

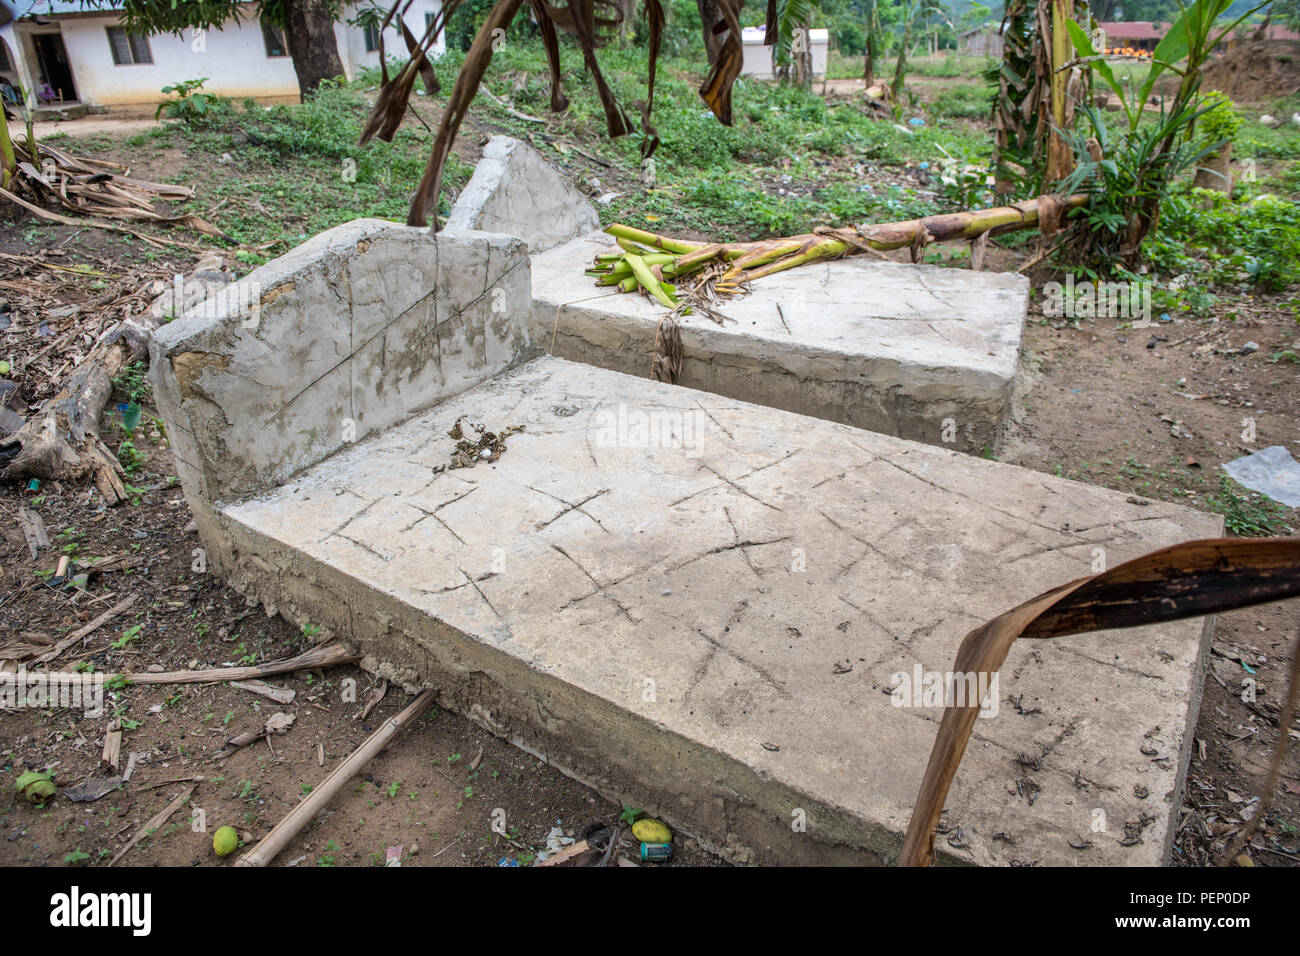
[1222,445,1300,508]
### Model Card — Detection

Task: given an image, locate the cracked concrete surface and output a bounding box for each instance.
[531,232,1029,454]
[210,356,1221,866]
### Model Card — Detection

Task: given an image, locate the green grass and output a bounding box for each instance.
[119,39,985,246]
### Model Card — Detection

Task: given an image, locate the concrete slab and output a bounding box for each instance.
[445,136,601,254]
[209,355,1221,866]
[532,232,1031,454]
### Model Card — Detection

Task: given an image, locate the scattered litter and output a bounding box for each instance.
[229,679,296,704]
[640,842,673,861]
[386,845,403,867]
[1222,446,1300,507]
[545,825,575,853]
[65,774,123,803]
[217,711,297,758]
[433,418,525,474]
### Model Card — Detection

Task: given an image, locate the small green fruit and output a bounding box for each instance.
[0,361,10,376]
[213,825,240,857]
[15,771,55,804]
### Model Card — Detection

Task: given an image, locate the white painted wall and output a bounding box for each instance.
[36,1,444,107]
[740,26,829,79]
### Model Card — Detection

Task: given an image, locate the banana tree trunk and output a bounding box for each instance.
[890,17,913,102]
[0,106,14,189]
[1044,0,1075,183]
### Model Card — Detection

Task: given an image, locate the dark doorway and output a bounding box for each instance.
[33,33,77,103]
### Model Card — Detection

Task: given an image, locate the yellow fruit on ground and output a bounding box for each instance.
[213,826,240,857]
[631,818,672,844]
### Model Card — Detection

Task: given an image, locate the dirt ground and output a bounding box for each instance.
[2,71,1298,868]
[0,433,720,867]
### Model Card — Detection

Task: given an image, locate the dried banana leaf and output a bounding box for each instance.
[899,536,1300,867]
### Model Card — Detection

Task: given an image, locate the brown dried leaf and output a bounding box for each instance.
[899,537,1300,866]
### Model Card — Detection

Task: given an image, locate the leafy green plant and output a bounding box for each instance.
[1206,474,1287,536]
[1060,0,1273,271]
[156,78,227,125]
[1196,90,1242,150]
[117,438,145,474]
[112,361,151,406]
[110,624,142,650]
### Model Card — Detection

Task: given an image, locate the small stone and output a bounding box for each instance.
[1240,341,1259,355]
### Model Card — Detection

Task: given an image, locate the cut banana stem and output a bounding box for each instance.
[625,254,678,308]
[606,223,703,255]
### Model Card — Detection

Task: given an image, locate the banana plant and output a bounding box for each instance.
[1058,0,1274,266]
[769,0,816,88]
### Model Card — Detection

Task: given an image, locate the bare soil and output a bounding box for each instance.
[1200,40,1300,104]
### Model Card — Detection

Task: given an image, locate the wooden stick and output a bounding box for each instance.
[235,690,435,867]
[101,718,121,771]
[22,641,356,686]
[109,783,195,866]
[33,595,136,664]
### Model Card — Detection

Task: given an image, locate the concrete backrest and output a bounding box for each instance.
[444,136,601,254]
[149,219,535,506]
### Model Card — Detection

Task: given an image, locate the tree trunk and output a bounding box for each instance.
[282,0,345,99]
[794,26,813,89]
[1044,0,1075,184]
[1,318,153,505]
[1193,143,1234,194]
[890,17,913,102]
[619,0,637,44]
[698,0,724,65]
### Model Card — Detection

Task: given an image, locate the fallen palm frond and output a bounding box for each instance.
[586,194,1088,380]
[1,122,227,245]
[899,537,1300,867]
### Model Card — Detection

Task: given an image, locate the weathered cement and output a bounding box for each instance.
[150,219,537,506]
[444,136,601,254]
[200,356,1220,866]
[149,215,1219,865]
[531,233,1030,455]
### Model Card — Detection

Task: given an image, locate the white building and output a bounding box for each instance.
[739,26,828,79]
[0,0,444,110]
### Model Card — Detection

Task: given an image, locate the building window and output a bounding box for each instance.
[106,26,153,65]
[261,19,288,58]
[425,11,438,34]
[363,23,381,53]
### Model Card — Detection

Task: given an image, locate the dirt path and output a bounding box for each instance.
[32,116,162,141]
